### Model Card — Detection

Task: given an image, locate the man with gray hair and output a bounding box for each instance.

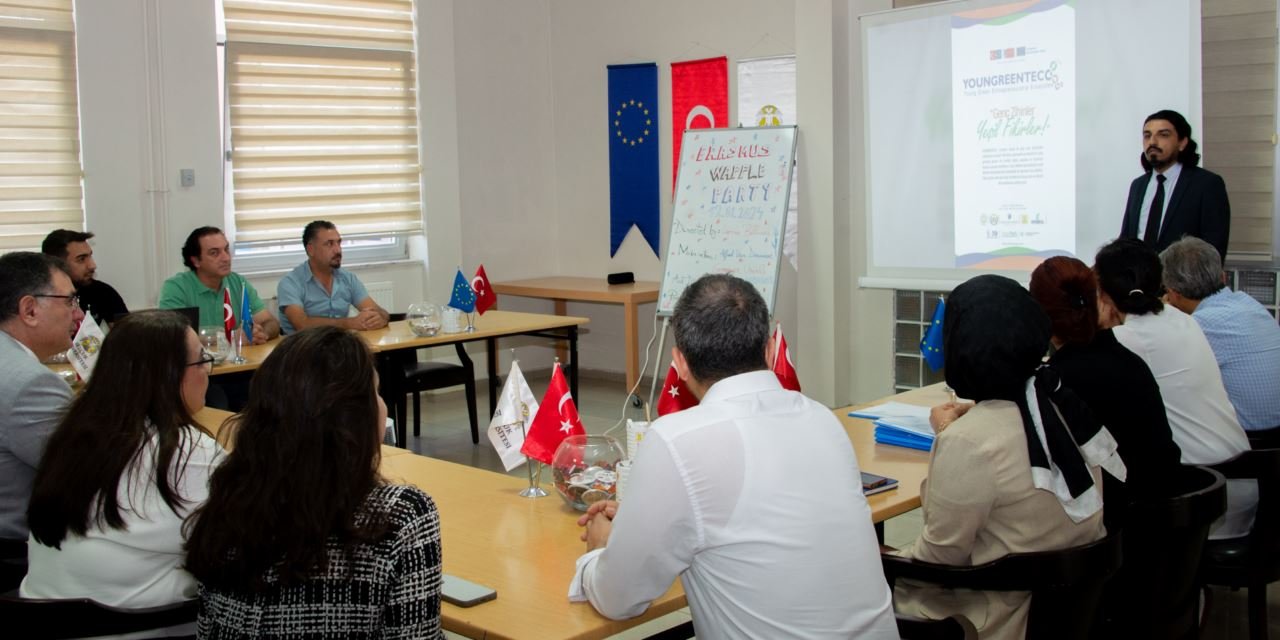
[569,274,897,639]
[1162,237,1280,431]
[0,252,83,537]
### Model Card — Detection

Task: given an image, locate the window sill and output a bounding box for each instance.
[238,257,422,279]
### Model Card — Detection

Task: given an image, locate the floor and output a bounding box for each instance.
[402,372,1263,640]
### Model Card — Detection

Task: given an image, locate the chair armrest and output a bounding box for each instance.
[881,534,1121,592]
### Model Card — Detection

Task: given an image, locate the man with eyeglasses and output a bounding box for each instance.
[0,252,84,538]
[41,229,128,326]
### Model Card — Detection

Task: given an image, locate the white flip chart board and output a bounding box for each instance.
[657,125,798,316]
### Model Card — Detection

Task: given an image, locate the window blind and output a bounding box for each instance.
[1202,0,1277,260]
[0,0,82,252]
[223,0,422,243]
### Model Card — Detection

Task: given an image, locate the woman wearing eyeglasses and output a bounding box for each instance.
[21,309,222,612]
[184,326,443,639]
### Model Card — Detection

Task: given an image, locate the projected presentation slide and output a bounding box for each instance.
[952,0,1074,270]
[862,0,1199,284]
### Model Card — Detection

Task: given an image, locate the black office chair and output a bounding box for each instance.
[1247,426,1280,451]
[386,314,479,444]
[0,538,26,593]
[881,533,1123,640]
[0,593,198,639]
[896,613,979,640]
[1095,465,1226,639]
[1200,448,1280,640]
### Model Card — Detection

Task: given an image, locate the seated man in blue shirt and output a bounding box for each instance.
[278,221,390,334]
[1162,236,1280,431]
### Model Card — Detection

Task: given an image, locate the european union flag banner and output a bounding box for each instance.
[607,62,660,257]
[920,297,946,371]
[449,268,476,313]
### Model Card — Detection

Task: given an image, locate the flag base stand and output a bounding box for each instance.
[228,329,246,365]
[519,462,548,498]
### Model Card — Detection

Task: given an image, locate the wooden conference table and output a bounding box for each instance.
[204,310,589,445]
[196,383,942,639]
[492,277,659,394]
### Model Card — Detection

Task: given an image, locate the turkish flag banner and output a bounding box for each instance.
[472,264,497,315]
[670,56,728,192]
[520,363,586,465]
[656,362,699,416]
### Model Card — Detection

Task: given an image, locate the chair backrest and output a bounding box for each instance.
[1209,448,1280,570]
[1247,426,1280,451]
[0,594,198,639]
[882,533,1122,640]
[896,614,979,640]
[1097,465,1226,639]
[0,538,26,593]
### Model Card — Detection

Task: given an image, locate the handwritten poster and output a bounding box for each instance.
[658,126,797,315]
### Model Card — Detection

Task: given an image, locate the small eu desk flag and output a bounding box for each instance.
[449,268,476,313]
[607,62,660,257]
[920,297,946,371]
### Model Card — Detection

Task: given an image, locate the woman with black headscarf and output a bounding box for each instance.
[891,275,1126,640]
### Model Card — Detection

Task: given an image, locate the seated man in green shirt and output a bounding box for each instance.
[158,227,280,345]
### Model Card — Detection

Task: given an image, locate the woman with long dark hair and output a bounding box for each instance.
[184,326,442,639]
[1029,256,1182,523]
[22,310,222,607]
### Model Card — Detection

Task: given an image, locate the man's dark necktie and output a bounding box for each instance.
[1143,173,1166,246]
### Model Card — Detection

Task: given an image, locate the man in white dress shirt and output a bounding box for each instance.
[569,274,898,639]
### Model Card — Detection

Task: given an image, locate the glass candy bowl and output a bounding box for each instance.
[551,435,625,511]
[407,302,441,337]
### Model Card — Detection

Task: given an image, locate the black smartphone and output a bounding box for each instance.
[861,471,898,496]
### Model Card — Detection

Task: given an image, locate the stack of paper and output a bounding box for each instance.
[849,401,935,452]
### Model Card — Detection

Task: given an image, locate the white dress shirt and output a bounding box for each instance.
[1136,161,1182,238]
[569,371,898,639]
[1114,307,1256,538]
[22,425,224,608]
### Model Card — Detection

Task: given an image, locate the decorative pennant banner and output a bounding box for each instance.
[671,56,728,193]
[607,62,660,257]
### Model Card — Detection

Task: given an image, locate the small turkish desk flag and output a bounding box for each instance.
[472,264,496,315]
[520,363,586,465]
[772,323,800,392]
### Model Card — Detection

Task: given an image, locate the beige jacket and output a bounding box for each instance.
[894,400,1105,640]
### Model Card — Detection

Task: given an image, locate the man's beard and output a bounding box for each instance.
[1147,148,1173,169]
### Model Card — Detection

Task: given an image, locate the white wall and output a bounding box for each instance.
[544,0,800,387]
[71,0,899,404]
[77,0,222,306]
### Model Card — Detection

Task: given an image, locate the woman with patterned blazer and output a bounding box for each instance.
[185,326,443,639]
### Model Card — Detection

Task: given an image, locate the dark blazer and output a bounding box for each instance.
[1050,329,1183,528]
[1120,164,1230,259]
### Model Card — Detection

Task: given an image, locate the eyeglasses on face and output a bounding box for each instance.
[33,293,80,309]
[188,349,216,372]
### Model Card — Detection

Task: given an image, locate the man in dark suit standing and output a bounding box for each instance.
[1120,109,1230,260]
